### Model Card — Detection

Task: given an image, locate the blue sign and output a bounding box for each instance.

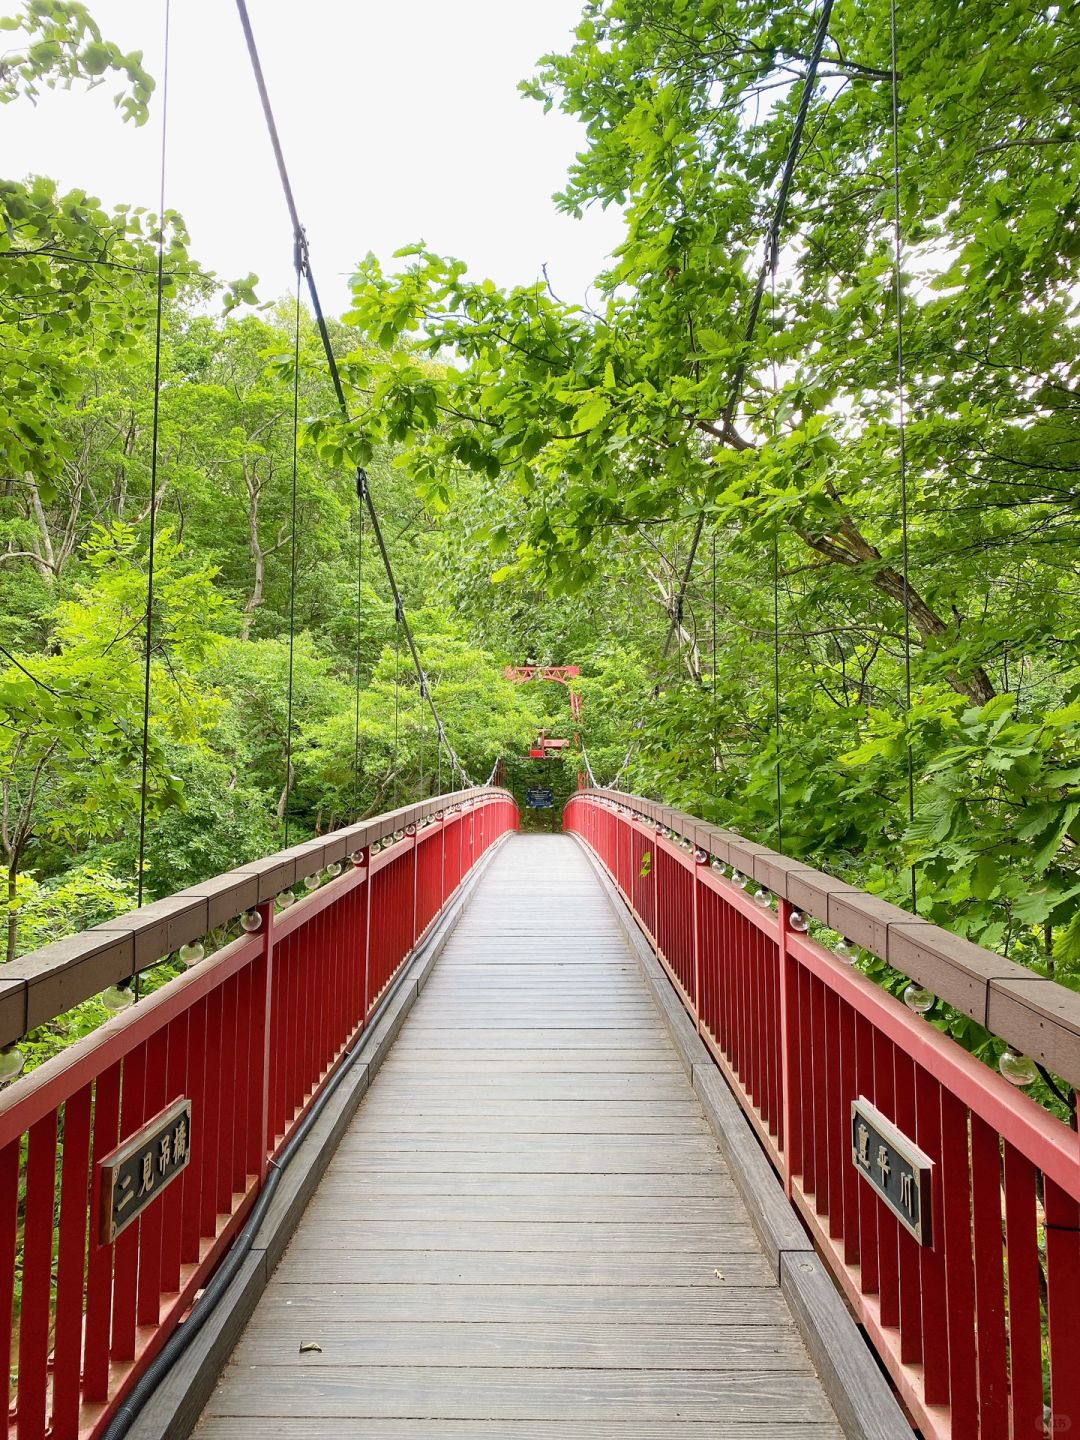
[526,787,555,809]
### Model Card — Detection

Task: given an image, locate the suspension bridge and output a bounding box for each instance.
[3,0,1078,1436]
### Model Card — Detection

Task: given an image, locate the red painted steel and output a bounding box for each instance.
[0,791,516,1440]
[566,792,1080,1440]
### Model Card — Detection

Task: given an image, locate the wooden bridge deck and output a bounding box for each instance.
[194,834,843,1438]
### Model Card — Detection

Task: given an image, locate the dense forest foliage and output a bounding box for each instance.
[2,1,1079,1080]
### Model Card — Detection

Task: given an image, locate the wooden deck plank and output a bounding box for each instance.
[309,1170,731,1197]
[281,1221,760,1252]
[197,1422,843,1439]
[270,1249,775,1287]
[231,1321,815,1371]
[248,1283,794,1325]
[201,1367,837,1422]
[341,1114,710,1134]
[194,835,840,1435]
[301,1196,741,1221]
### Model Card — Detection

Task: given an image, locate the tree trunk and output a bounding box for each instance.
[5,865,17,965]
[276,760,295,822]
[692,429,998,706]
[794,511,996,705]
[25,476,57,586]
[241,457,264,641]
[640,559,704,683]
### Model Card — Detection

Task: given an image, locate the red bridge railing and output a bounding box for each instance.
[567,789,1080,1440]
[0,787,517,1439]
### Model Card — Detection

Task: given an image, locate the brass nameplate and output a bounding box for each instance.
[851,1096,933,1247]
[99,1096,192,1245]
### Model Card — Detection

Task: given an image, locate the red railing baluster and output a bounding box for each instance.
[971,1113,1008,1428]
[1002,1142,1043,1434]
[810,977,829,1218]
[136,1027,168,1327]
[892,1050,922,1365]
[940,1088,978,1438]
[217,974,240,1217]
[797,965,816,1198]
[358,847,372,1028]
[824,988,845,1244]
[199,988,223,1236]
[837,1000,859,1266]
[872,1031,900,1330]
[111,1041,147,1362]
[0,1139,18,1432]
[913,1067,948,1406]
[1046,1177,1080,1430]
[160,1012,188,1292]
[83,1063,121,1399]
[853,1014,878,1297]
[692,851,703,1028]
[51,1084,92,1435]
[778,902,798,1193]
[18,1112,58,1440]
[182,999,208,1263]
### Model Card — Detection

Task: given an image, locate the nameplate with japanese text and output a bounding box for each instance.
[851,1096,933,1246]
[99,1097,192,1246]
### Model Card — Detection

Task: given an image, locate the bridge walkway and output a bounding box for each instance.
[193,834,843,1438]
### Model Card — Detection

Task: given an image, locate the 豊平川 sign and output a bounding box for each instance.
[851,1096,933,1246]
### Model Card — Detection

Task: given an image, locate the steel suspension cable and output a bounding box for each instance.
[418,667,426,802]
[281,263,302,848]
[711,534,718,805]
[663,0,836,659]
[135,0,172,920]
[352,489,365,821]
[770,269,783,852]
[580,744,598,789]
[889,0,917,910]
[234,0,474,788]
[393,606,401,810]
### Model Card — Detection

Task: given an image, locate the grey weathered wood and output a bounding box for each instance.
[574,832,912,1440]
[782,1252,914,1440]
[271,1248,775,1288]
[197,1424,843,1439]
[195,836,847,1440]
[128,825,509,1440]
[134,1254,268,1440]
[337,1112,706,1134]
[250,1282,794,1325]
[313,1170,728,1197]
[302,1192,741,1221]
[281,1220,760,1252]
[201,1367,838,1423]
[233,1321,814,1370]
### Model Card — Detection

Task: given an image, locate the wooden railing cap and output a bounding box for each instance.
[0,786,511,1049]
[575,788,1080,1086]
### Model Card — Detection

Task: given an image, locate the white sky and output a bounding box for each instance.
[4,0,624,313]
